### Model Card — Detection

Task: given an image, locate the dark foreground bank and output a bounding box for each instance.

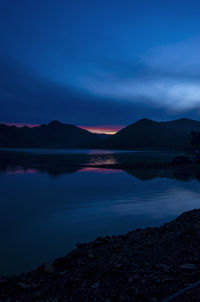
[1,210,200,302]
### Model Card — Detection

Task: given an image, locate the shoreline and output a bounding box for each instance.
[1,209,200,301]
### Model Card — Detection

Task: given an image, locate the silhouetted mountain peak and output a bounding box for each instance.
[173,118,195,124]
[47,120,82,131]
[134,118,156,125]
[105,117,200,150]
[47,120,64,127]
[117,118,156,135]
[0,120,104,148]
[177,118,191,122]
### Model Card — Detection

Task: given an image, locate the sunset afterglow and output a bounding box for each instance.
[80,125,123,135]
[2,122,39,128]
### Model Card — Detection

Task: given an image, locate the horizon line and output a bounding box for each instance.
[0,117,199,135]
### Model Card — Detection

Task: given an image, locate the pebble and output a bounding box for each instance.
[91,282,100,289]
[43,263,54,273]
[132,273,140,280]
[33,290,42,297]
[0,277,7,284]
[87,252,94,259]
[17,282,31,289]
[179,263,197,270]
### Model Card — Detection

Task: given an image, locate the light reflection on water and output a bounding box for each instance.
[3,167,38,175]
[0,165,200,276]
[87,155,118,166]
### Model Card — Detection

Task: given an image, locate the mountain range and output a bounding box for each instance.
[102,118,200,150]
[0,120,105,148]
[1,118,200,150]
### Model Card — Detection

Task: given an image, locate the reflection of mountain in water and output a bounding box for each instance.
[126,167,200,182]
[0,151,82,177]
[0,150,200,181]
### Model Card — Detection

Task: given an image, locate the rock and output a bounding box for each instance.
[132,273,140,280]
[189,150,200,163]
[156,279,161,284]
[179,263,197,270]
[0,277,7,284]
[33,290,42,297]
[81,281,87,288]
[77,243,84,248]
[94,240,103,247]
[59,270,68,275]
[30,282,38,288]
[43,263,54,273]
[157,264,170,272]
[87,252,94,259]
[113,244,122,250]
[53,257,66,268]
[91,282,100,289]
[17,282,31,289]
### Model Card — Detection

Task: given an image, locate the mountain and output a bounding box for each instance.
[103,118,200,150]
[0,120,105,148]
[1,118,200,150]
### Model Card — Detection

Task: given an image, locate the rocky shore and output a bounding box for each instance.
[1,209,200,301]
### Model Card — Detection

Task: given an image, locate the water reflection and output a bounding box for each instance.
[0,148,121,155]
[4,167,38,175]
[80,167,122,174]
[0,150,200,276]
[1,160,200,182]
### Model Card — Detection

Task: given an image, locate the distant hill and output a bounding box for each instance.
[103,118,200,150]
[1,118,200,150]
[0,120,105,148]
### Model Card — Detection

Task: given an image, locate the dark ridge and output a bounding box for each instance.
[1,118,200,150]
[47,120,64,127]
[0,120,105,148]
[102,118,200,150]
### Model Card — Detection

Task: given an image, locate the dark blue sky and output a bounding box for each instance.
[1,0,200,130]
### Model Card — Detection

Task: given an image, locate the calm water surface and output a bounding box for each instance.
[0,151,200,275]
[0,148,129,155]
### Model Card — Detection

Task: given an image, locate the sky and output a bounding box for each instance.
[1,0,200,133]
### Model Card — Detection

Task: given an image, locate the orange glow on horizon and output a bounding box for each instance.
[80,125,123,135]
[1,122,124,134]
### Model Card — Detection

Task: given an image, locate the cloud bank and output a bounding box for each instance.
[79,36,200,114]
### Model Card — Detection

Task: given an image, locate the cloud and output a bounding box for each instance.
[2,36,200,127]
[142,36,200,77]
[0,56,106,124]
[83,77,200,112]
[79,36,200,114]
[0,56,168,125]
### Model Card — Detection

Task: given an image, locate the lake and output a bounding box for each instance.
[0,149,199,276]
